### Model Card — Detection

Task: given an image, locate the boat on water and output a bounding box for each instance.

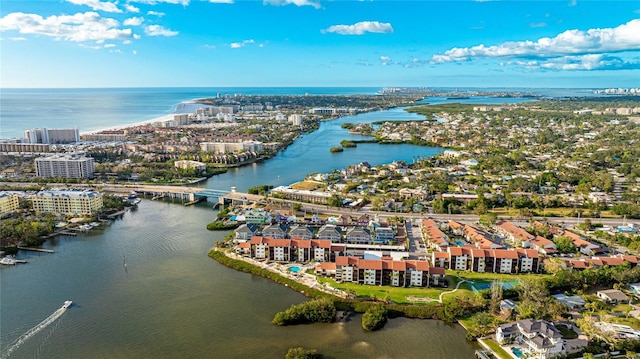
[1,256,16,265]
[62,300,73,309]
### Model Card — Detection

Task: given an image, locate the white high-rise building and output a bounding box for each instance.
[24,128,80,144]
[288,114,303,125]
[35,152,95,179]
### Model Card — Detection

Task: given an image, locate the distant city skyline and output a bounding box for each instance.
[1,0,639,88]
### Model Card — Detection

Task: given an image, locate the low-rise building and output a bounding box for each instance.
[0,192,20,217]
[32,189,103,216]
[597,289,629,304]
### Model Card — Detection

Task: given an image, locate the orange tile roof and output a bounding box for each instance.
[498,221,534,241]
[433,252,449,258]
[492,249,519,259]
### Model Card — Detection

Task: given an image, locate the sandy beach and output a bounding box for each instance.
[80,113,187,135]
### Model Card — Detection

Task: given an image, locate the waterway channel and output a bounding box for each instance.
[0,100,525,358]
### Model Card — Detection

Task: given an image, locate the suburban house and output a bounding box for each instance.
[597,289,629,304]
[551,294,586,310]
[496,319,564,359]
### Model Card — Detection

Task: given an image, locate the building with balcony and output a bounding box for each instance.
[32,189,103,216]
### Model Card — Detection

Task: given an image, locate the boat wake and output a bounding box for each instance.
[1,302,71,359]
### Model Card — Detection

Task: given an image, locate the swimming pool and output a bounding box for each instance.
[288,266,302,273]
[511,347,523,358]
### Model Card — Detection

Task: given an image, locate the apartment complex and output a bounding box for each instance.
[32,189,103,216]
[35,152,95,179]
[200,140,264,154]
[0,192,20,217]
[24,128,80,144]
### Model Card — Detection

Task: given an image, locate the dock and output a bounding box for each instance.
[17,247,54,253]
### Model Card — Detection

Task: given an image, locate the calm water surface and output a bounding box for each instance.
[1,91,536,359]
[0,201,477,359]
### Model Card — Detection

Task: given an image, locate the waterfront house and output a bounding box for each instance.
[496,319,564,359]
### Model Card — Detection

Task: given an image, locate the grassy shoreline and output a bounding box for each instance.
[207,248,456,322]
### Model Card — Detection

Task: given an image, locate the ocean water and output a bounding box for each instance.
[0,87,379,139]
[0,87,601,139]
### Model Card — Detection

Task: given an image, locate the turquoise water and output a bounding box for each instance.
[288,266,302,273]
[511,347,524,358]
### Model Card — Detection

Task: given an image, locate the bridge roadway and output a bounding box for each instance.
[2,182,638,228]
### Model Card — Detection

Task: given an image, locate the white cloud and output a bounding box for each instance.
[209,0,234,3]
[0,11,135,43]
[144,24,178,36]
[124,17,144,26]
[132,50,137,55]
[263,0,320,9]
[529,22,547,28]
[66,0,122,13]
[125,4,140,12]
[130,0,189,5]
[322,21,394,35]
[104,43,116,47]
[379,55,391,65]
[9,36,27,41]
[147,11,165,17]
[431,19,640,63]
[230,39,254,48]
[568,0,577,6]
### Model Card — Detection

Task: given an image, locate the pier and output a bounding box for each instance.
[17,247,54,253]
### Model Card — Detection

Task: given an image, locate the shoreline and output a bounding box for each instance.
[80,112,191,135]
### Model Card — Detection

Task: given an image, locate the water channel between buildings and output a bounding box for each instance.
[1,99,529,358]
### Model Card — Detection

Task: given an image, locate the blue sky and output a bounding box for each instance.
[1,0,639,88]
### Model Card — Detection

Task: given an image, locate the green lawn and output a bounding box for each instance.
[555,323,578,339]
[479,338,513,359]
[317,276,474,305]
